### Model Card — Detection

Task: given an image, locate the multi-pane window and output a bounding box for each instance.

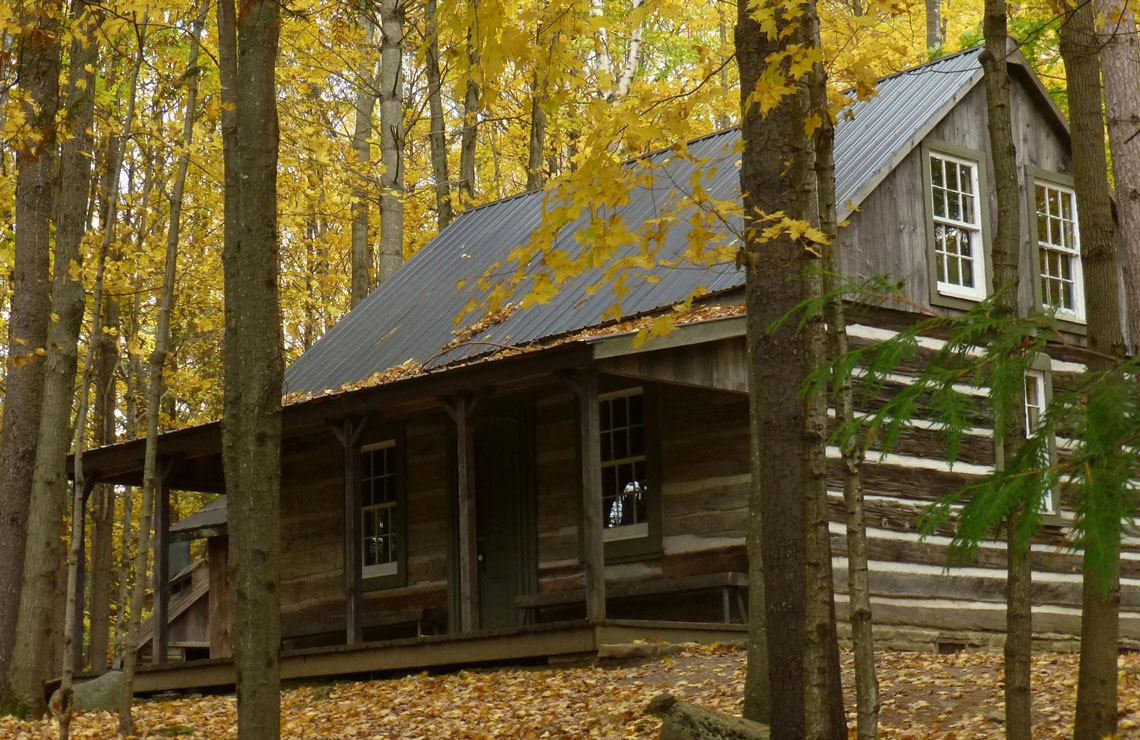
[930,153,986,300]
[1035,182,1084,321]
[1023,370,1056,515]
[361,440,399,578]
[599,388,649,541]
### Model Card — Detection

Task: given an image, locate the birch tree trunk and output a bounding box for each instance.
[1098,0,1140,351]
[0,2,62,705]
[217,2,284,738]
[350,14,379,307]
[425,0,453,228]
[378,0,405,282]
[1061,3,1128,737]
[979,18,1030,740]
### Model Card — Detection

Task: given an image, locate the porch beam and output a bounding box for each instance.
[568,370,606,620]
[330,415,367,644]
[153,458,175,665]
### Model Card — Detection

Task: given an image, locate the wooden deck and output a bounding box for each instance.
[130,619,747,694]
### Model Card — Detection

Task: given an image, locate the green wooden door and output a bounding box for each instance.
[475,415,526,629]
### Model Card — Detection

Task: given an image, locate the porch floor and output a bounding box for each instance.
[131,619,747,694]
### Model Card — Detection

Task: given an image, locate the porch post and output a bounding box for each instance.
[331,415,366,644]
[153,459,173,665]
[452,393,480,632]
[574,371,607,621]
[207,535,233,658]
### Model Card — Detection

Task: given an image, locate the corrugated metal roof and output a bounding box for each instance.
[284,48,985,396]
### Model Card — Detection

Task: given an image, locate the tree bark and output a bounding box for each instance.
[926,0,942,51]
[350,13,379,307]
[9,2,100,719]
[0,1,62,705]
[217,2,284,739]
[612,0,645,100]
[817,60,878,740]
[424,0,453,228]
[1098,0,1140,352]
[87,295,119,675]
[980,14,1031,740]
[378,0,405,282]
[527,75,547,190]
[459,7,480,203]
[1060,3,1127,737]
[736,1,845,735]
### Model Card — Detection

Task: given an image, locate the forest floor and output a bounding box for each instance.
[2,643,1139,739]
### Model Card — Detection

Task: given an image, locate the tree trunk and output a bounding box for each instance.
[0,1,62,705]
[736,0,846,734]
[217,2,284,740]
[378,0,405,282]
[459,8,480,203]
[1098,0,1140,352]
[926,0,942,51]
[350,14,379,307]
[42,3,101,731]
[980,12,1031,739]
[527,75,546,190]
[9,2,100,719]
[424,0,453,228]
[613,0,646,100]
[1061,3,1127,737]
[88,291,119,676]
[817,59,878,740]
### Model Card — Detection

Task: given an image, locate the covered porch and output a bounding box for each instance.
[72,316,752,689]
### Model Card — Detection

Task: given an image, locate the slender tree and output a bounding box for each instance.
[1060,1,1128,736]
[979,19,1031,740]
[350,12,379,306]
[424,0,453,227]
[1098,0,1140,352]
[116,6,206,730]
[926,0,942,51]
[459,4,480,203]
[217,1,285,739]
[0,1,63,703]
[378,0,405,281]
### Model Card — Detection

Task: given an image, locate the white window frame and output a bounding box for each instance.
[361,439,399,579]
[1023,369,1056,515]
[1034,181,1085,324]
[929,152,987,302]
[599,387,650,543]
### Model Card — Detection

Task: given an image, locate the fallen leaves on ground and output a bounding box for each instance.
[2,645,1138,739]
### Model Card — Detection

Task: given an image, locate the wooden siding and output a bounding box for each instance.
[843,78,1082,325]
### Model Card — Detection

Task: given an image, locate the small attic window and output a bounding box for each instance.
[928,151,987,301]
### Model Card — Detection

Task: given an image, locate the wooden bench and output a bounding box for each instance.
[513,572,748,625]
[281,607,447,651]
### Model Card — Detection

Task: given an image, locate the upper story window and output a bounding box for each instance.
[929,152,987,301]
[361,440,400,579]
[599,388,649,542]
[1034,182,1085,323]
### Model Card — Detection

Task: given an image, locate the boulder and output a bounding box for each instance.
[49,670,123,716]
[647,693,769,740]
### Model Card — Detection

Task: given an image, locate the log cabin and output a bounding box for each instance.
[72,46,1140,693]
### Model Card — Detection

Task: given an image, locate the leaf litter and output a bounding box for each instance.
[2,644,1138,739]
